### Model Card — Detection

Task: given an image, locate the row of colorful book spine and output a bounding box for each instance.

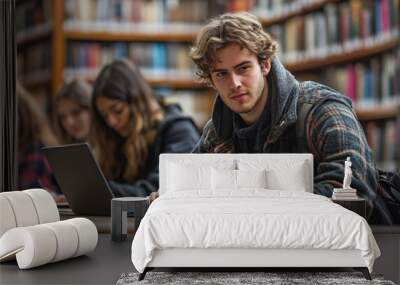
[65,42,194,80]
[268,0,399,63]
[64,0,209,24]
[324,49,400,107]
[368,120,399,170]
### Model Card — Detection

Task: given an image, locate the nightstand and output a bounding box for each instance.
[331,197,367,218]
[111,197,149,242]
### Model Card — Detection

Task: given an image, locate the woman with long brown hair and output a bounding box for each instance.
[91,59,199,197]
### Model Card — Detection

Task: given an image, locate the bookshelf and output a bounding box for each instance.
[19,69,52,89]
[257,0,341,26]
[16,0,53,110]
[16,22,52,46]
[285,38,398,72]
[356,105,400,122]
[16,0,399,170]
[63,30,196,42]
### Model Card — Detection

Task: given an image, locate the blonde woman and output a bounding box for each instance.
[55,79,92,144]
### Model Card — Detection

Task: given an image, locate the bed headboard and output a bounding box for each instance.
[159,153,314,195]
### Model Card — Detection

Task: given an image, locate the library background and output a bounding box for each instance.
[17,0,399,171]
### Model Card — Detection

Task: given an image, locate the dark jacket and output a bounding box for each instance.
[109,104,200,197]
[193,58,391,223]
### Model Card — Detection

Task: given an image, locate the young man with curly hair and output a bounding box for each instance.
[189,12,392,224]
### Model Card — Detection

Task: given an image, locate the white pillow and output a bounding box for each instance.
[167,162,211,191]
[236,169,267,189]
[212,168,236,190]
[211,169,267,190]
[166,158,235,170]
[237,159,308,192]
[266,168,307,192]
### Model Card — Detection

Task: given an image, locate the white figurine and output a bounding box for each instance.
[343,157,353,189]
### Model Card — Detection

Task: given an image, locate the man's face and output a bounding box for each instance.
[210,43,271,124]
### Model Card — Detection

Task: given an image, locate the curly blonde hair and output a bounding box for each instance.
[190,12,278,86]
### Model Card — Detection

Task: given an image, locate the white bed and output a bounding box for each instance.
[131,154,380,280]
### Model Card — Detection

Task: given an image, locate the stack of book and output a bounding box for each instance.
[332,188,358,199]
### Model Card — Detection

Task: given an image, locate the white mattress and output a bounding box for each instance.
[131,190,380,273]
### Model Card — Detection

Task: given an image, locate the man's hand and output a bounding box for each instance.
[149,191,159,204]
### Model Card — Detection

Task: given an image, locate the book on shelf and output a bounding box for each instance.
[367,119,399,171]
[64,0,210,32]
[253,0,327,19]
[266,0,399,64]
[65,41,194,80]
[324,50,400,108]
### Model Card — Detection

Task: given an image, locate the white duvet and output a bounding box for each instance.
[131,190,380,273]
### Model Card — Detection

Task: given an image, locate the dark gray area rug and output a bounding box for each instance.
[116,271,395,285]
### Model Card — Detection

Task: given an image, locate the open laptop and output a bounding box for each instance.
[43,143,114,216]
